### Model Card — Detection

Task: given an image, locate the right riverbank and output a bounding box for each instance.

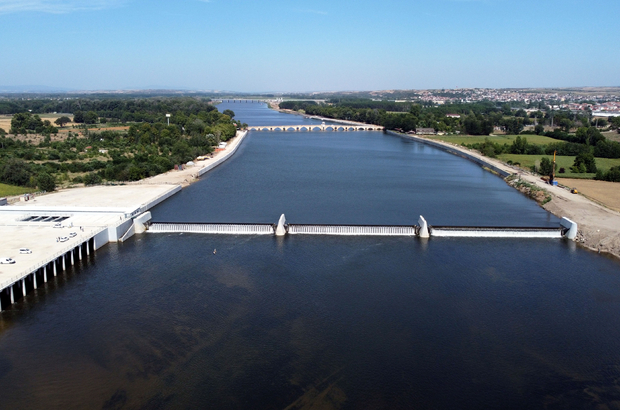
[401,132,620,259]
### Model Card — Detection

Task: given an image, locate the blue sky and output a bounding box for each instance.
[1,0,618,92]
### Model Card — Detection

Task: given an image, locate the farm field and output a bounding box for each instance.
[556,178,620,212]
[497,154,620,179]
[429,134,560,146]
[603,131,620,142]
[0,113,76,131]
[0,183,34,198]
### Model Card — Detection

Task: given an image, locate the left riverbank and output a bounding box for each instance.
[128,130,248,187]
[0,130,249,312]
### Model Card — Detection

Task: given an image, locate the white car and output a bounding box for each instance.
[69,232,77,238]
[19,248,32,254]
[0,257,15,264]
[53,223,62,228]
[59,236,69,242]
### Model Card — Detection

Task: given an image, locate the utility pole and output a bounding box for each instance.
[551,150,556,184]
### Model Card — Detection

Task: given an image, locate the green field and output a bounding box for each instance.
[496,154,620,179]
[0,183,33,197]
[428,134,559,146]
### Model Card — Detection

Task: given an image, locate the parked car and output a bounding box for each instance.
[19,248,32,254]
[69,232,77,238]
[0,257,15,264]
[59,236,69,242]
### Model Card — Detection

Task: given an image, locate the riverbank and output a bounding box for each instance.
[128,130,248,187]
[403,133,620,259]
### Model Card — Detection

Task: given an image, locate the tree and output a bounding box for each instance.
[534,124,544,135]
[84,111,98,124]
[539,157,554,177]
[222,109,235,118]
[510,136,528,154]
[73,111,84,123]
[36,172,56,192]
[559,118,573,132]
[502,118,524,135]
[0,158,32,186]
[571,152,597,173]
[54,116,71,127]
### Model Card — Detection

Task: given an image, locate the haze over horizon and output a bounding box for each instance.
[1,0,619,93]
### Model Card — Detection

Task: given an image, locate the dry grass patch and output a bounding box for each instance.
[556,178,620,212]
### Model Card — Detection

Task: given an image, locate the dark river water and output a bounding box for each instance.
[1,101,619,409]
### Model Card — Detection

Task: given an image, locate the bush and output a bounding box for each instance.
[595,166,620,182]
[559,167,565,174]
[83,172,102,186]
[36,172,56,192]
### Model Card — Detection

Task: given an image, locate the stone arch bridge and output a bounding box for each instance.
[247,122,384,132]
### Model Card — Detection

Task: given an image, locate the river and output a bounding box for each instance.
[0,101,619,409]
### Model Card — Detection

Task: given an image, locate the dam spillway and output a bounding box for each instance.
[148,223,274,235]
[287,224,417,236]
[430,226,563,238]
[147,215,577,240]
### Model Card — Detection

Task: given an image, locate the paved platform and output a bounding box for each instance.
[0,184,181,294]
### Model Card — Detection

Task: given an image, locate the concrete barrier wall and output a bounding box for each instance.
[198,131,248,177]
[108,218,134,242]
[387,131,512,178]
[143,186,182,211]
[93,229,109,250]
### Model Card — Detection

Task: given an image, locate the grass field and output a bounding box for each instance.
[428,134,559,146]
[0,183,33,197]
[497,154,620,179]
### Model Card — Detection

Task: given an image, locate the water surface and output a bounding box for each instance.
[0,101,617,410]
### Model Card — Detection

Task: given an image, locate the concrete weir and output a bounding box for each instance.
[0,184,181,312]
[148,214,578,240]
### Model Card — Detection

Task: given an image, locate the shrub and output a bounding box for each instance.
[83,172,102,186]
[36,172,56,192]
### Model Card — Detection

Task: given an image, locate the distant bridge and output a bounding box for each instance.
[247,122,384,132]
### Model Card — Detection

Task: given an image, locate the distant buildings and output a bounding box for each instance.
[416,128,436,135]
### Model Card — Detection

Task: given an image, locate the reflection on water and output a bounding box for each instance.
[1,102,619,409]
[0,234,620,409]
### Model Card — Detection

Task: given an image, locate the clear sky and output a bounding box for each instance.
[0,0,618,92]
